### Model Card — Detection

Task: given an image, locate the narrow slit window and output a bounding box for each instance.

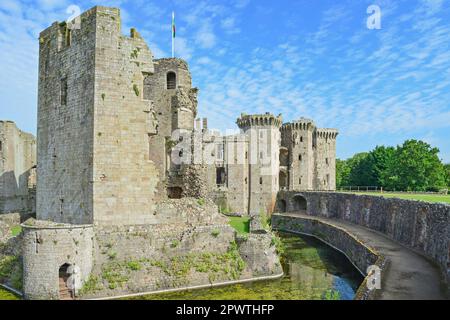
[60,78,68,106]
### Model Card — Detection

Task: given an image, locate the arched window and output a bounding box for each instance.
[167,71,176,89]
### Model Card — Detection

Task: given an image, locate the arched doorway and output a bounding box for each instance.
[276,199,287,212]
[58,263,74,300]
[279,170,288,190]
[293,195,307,212]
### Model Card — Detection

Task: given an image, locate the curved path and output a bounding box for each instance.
[275,213,447,300]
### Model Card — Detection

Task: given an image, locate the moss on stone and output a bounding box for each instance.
[133,84,140,96]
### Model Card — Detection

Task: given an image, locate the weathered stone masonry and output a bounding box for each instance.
[0,121,36,215]
[18,6,282,299]
[276,191,450,292]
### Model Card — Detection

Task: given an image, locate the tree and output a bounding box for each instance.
[369,146,396,187]
[385,140,446,191]
[336,159,350,188]
[445,163,450,188]
[347,153,377,187]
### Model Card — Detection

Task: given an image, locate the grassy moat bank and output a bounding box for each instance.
[125,232,363,300]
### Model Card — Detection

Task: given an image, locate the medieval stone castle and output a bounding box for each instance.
[0,6,337,299]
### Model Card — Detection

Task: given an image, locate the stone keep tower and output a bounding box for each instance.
[237,113,282,215]
[281,119,315,191]
[36,6,159,226]
[313,129,338,190]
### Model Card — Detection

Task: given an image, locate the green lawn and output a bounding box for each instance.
[228,216,250,234]
[341,192,450,204]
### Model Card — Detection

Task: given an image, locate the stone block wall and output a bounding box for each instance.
[36,7,97,224]
[0,121,36,215]
[22,221,94,299]
[277,191,450,287]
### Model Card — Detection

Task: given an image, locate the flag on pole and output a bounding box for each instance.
[172,11,176,38]
[172,11,175,58]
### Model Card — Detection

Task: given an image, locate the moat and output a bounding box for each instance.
[0,232,363,300]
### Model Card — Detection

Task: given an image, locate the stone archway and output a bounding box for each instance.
[292,195,307,212]
[279,170,288,190]
[276,199,287,212]
[58,263,74,300]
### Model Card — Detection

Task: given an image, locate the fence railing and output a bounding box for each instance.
[338,186,448,195]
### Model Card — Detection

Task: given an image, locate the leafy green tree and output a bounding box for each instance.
[445,164,450,188]
[336,159,350,188]
[369,146,396,187]
[384,140,446,191]
[347,153,376,186]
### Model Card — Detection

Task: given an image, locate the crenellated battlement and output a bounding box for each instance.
[281,118,316,131]
[236,112,283,129]
[315,129,338,140]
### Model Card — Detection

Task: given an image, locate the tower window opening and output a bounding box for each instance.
[326,158,329,165]
[167,71,176,89]
[300,136,303,142]
[60,78,68,106]
[298,154,302,161]
[216,167,226,186]
[259,177,263,185]
[0,141,2,152]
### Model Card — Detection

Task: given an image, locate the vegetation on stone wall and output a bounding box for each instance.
[337,140,448,192]
[228,216,250,234]
[0,255,22,290]
[82,242,247,295]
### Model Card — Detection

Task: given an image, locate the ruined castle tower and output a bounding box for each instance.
[313,129,338,190]
[36,7,158,226]
[281,119,316,190]
[143,58,199,200]
[237,113,282,215]
[0,121,36,214]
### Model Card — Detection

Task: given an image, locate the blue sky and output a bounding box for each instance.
[0,0,449,162]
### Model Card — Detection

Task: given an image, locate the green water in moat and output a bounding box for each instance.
[0,232,364,300]
[129,232,364,300]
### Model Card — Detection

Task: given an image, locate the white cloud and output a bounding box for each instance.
[195,22,216,49]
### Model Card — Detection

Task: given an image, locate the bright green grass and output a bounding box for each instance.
[11,226,22,237]
[0,288,19,300]
[341,192,450,204]
[228,216,250,234]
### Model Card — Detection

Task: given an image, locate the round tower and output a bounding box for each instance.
[236,113,282,216]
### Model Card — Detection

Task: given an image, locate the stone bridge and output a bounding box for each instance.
[272,191,449,300]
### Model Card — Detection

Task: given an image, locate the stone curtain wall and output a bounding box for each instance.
[277,191,450,288]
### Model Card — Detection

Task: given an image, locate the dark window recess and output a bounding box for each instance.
[0,141,2,152]
[299,154,302,161]
[259,177,263,185]
[216,167,226,186]
[167,72,176,89]
[300,136,303,142]
[60,78,68,105]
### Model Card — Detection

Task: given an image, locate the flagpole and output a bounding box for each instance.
[172,11,175,58]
